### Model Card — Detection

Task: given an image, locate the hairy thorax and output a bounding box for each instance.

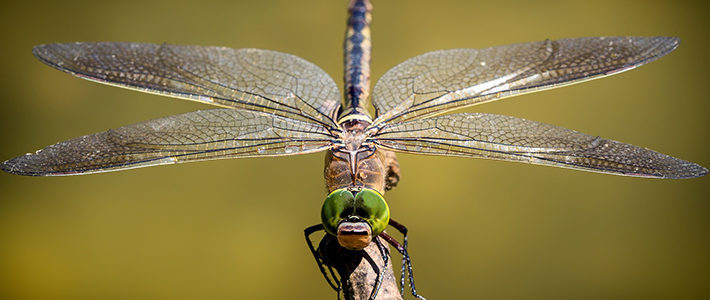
[324,120,400,195]
[324,148,389,194]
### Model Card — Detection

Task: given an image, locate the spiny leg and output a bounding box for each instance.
[379,232,405,295]
[304,224,341,294]
[381,219,426,299]
[368,236,389,300]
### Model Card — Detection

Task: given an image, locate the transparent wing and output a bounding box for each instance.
[371,113,707,179]
[1,109,335,176]
[371,37,678,126]
[33,42,341,128]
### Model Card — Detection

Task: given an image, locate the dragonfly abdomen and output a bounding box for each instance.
[340,0,373,122]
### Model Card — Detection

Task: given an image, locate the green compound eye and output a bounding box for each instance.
[321,189,354,236]
[354,189,389,236]
[321,188,390,237]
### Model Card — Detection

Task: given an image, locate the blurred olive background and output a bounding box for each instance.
[1,0,708,299]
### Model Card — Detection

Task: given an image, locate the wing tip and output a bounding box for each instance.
[1,155,47,176]
[663,36,680,46]
[31,42,58,56]
[668,162,708,179]
[655,36,681,56]
[649,158,707,179]
[32,42,94,70]
[32,43,62,69]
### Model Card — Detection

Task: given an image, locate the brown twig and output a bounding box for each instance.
[319,234,403,300]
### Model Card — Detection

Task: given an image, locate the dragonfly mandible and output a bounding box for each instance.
[1,0,707,299]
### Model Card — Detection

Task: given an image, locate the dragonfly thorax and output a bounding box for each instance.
[324,146,389,195]
[338,119,371,152]
[328,119,383,191]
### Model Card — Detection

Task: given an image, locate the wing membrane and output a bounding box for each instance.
[371,37,678,126]
[1,109,335,176]
[372,113,707,179]
[33,42,341,128]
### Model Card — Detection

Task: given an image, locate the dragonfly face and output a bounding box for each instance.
[321,187,389,250]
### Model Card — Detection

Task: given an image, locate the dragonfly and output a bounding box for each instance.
[2,0,707,299]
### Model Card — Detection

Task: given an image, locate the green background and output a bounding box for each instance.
[1,0,708,299]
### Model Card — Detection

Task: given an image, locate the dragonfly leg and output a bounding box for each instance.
[304,224,342,295]
[379,232,406,295]
[368,236,389,300]
[381,219,426,299]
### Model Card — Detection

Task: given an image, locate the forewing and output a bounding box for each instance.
[33,42,341,128]
[1,109,335,176]
[371,37,678,126]
[371,113,707,179]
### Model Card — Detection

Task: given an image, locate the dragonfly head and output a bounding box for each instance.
[321,188,389,250]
